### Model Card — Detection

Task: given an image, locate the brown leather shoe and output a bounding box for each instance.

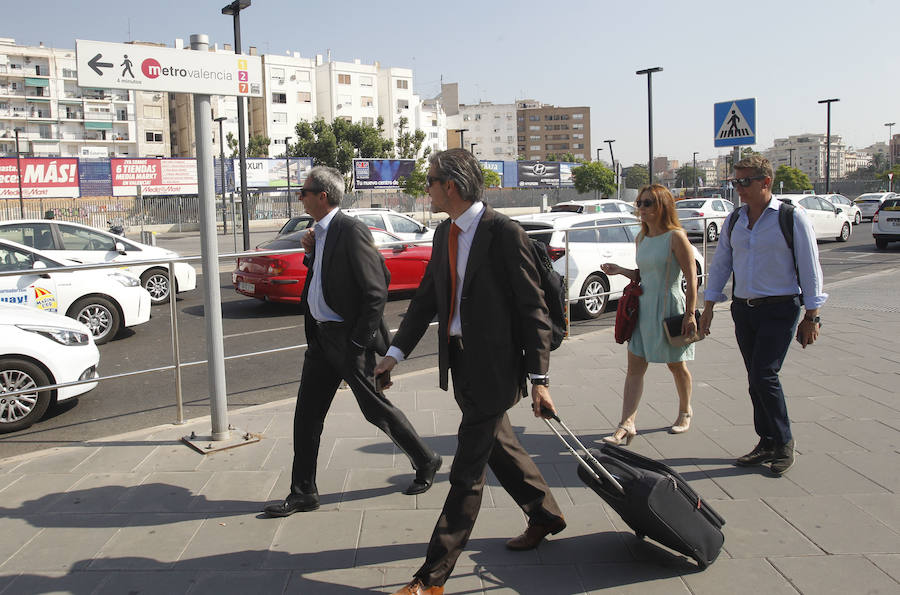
[505,515,566,550]
[392,577,444,594]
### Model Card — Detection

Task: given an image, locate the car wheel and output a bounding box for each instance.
[0,358,52,434]
[875,238,888,249]
[706,223,718,242]
[837,222,851,242]
[854,211,861,225]
[69,296,120,345]
[575,274,609,319]
[141,268,172,305]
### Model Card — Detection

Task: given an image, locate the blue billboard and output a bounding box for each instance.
[353,158,416,189]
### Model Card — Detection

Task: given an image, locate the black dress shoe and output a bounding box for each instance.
[263,493,320,517]
[770,439,795,475]
[404,454,442,495]
[735,439,775,466]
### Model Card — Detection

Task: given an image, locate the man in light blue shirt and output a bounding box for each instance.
[699,155,826,476]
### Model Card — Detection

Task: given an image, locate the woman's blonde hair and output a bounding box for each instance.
[637,184,681,236]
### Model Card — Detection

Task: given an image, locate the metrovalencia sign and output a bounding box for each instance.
[75,40,262,97]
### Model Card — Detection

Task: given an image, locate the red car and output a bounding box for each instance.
[232,228,432,304]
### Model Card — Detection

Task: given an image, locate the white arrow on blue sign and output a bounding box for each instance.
[714,98,756,147]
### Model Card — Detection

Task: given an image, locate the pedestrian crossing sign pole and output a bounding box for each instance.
[714,98,756,147]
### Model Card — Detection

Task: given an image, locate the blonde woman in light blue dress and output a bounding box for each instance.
[600,184,698,445]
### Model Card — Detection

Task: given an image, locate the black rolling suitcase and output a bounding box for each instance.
[543,412,725,568]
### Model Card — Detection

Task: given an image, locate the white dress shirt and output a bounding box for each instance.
[307,207,343,323]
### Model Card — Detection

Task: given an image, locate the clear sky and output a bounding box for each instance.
[6,0,898,168]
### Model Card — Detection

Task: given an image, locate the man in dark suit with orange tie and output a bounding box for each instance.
[263,166,441,518]
[375,149,565,595]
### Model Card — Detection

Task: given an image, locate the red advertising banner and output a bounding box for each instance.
[111,158,198,196]
[0,158,80,198]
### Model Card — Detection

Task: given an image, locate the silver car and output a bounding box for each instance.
[676,198,735,242]
[855,192,897,221]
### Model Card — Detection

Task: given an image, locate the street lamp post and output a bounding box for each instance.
[604,139,615,169]
[596,147,602,163]
[14,128,25,218]
[636,67,663,183]
[214,116,228,235]
[818,98,839,193]
[222,0,252,250]
[284,136,292,218]
[692,151,699,197]
[470,142,477,156]
[886,122,896,170]
[457,128,469,150]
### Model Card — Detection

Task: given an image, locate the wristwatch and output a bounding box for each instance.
[530,376,550,387]
[803,315,821,324]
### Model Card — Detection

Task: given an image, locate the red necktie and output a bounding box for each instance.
[448,222,461,325]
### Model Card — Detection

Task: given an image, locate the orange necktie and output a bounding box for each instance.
[448,222,461,325]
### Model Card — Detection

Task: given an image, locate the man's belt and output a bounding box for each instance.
[732,295,798,307]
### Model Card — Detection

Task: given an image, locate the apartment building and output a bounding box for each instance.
[414,96,447,156]
[765,133,847,181]
[456,101,519,160]
[516,100,591,162]
[315,56,379,130]
[0,38,167,159]
[250,52,317,155]
[376,66,415,145]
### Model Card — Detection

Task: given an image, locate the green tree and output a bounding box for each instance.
[289,117,394,183]
[545,153,558,161]
[571,162,616,198]
[394,116,428,159]
[559,152,577,163]
[225,132,271,158]
[675,165,705,189]
[879,165,900,187]
[624,164,649,188]
[481,167,501,188]
[773,165,813,192]
[398,157,429,198]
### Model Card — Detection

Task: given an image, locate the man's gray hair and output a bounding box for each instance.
[306,166,344,206]
[429,148,483,203]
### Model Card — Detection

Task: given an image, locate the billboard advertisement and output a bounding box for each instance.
[353,159,416,189]
[111,158,198,196]
[0,158,80,198]
[234,158,313,191]
[479,160,505,187]
[559,162,580,187]
[517,161,560,187]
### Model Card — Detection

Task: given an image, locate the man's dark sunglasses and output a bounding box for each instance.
[635,199,657,208]
[300,187,323,197]
[426,175,445,187]
[731,175,766,187]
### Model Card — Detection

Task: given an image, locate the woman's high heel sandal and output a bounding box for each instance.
[602,424,637,446]
[669,407,692,434]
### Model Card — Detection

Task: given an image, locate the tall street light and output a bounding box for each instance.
[818,98,839,193]
[886,122,896,169]
[284,136,293,218]
[470,142,477,156]
[604,139,616,197]
[692,151,699,197]
[214,116,228,235]
[14,128,25,217]
[457,128,469,150]
[636,67,663,183]
[222,0,252,250]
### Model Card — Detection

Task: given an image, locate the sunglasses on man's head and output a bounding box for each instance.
[635,199,657,208]
[731,175,766,187]
[300,187,322,197]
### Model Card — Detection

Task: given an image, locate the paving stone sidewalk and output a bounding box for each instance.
[0,272,898,594]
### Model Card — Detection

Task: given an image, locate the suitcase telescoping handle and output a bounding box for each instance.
[540,408,625,495]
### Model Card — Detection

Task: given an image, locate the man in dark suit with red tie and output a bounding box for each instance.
[375,149,565,595]
[263,166,441,518]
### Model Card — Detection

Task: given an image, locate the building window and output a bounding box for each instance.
[397,99,409,110]
[573,133,584,139]
[529,115,540,121]
[430,132,439,139]
[360,75,373,87]
[294,70,310,81]
[272,92,287,104]
[572,143,584,149]
[361,96,374,107]
[432,119,438,126]
[338,115,352,122]
[572,123,584,129]
[338,94,352,106]
[270,67,284,81]
[530,135,541,140]
[143,105,162,119]
[62,68,77,78]
[273,112,288,123]
[530,145,541,151]
[529,125,540,131]
[396,79,408,89]
[145,131,163,143]
[338,74,351,85]
[361,116,374,126]
[297,91,311,103]
[572,113,584,119]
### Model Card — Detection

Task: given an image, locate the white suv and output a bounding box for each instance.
[872,195,900,249]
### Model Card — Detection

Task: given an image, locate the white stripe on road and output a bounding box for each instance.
[224,325,302,339]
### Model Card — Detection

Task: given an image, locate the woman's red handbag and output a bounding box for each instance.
[614,281,642,344]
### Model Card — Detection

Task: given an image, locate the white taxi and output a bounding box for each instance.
[1,304,100,433]
[0,220,197,305]
[0,238,151,344]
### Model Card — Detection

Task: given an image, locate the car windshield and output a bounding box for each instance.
[550,204,583,213]
[515,222,554,244]
[258,234,303,250]
[856,194,883,202]
[678,200,705,209]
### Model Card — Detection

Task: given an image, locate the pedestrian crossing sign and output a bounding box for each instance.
[714,98,756,147]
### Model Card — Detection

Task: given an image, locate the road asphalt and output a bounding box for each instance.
[0,263,897,594]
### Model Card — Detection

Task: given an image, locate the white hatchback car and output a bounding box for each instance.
[341,208,435,244]
[1,304,100,433]
[774,195,852,242]
[819,193,862,225]
[0,239,151,344]
[550,199,635,216]
[855,192,897,221]
[872,195,900,249]
[0,220,197,305]
[676,198,735,242]
[513,213,704,319]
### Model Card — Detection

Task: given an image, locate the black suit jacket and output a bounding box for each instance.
[391,204,551,414]
[301,210,390,354]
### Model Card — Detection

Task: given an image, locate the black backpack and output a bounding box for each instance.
[530,239,567,350]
